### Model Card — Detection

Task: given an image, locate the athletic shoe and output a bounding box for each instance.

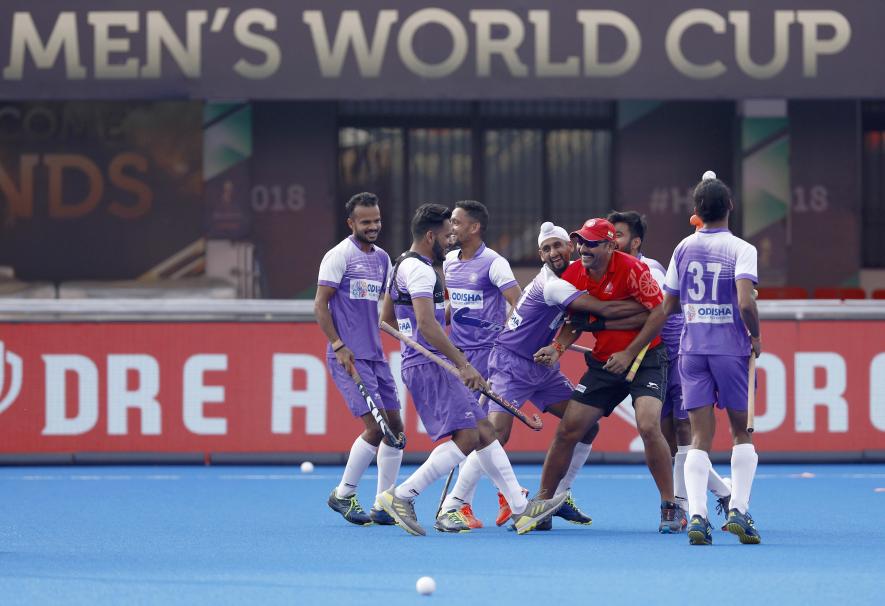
[513,491,570,535]
[377,489,425,536]
[659,500,684,534]
[715,495,731,531]
[369,506,396,525]
[687,514,713,545]
[535,517,553,531]
[459,503,483,529]
[676,504,688,530]
[555,491,593,525]
[726,509,761,544]
[434,508,472,533]
[327,489,372,526]
[496,488,529,526]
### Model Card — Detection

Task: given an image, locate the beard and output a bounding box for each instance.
[355,229,378,244]
[432,239,446,263]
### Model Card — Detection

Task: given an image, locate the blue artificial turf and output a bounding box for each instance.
[1,464,882,605]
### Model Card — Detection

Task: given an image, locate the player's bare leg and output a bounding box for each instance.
[514,401,603,534]
[633,396,675,501]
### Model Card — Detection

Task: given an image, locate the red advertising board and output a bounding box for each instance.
[0,321,883,455]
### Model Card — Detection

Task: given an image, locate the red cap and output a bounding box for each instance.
[571,218,616,242]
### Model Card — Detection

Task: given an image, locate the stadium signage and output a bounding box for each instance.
[0,2,879,99]
[0,321,883,457]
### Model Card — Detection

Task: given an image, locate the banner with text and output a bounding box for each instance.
[0,1,883,100]
[0,320,882,455]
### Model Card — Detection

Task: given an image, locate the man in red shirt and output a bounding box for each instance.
[513,218,676,534]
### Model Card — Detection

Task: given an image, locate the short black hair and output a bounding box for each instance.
[693,178,732,222]
[345,192,379,217]
[607,210,647,249]
[455,200,489,236]
[411,203,451,240]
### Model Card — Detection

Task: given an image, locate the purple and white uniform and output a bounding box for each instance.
[641,253,687,421]
[444,244,518,379]
[317,236,399,418]
[390,253,486,441]
[488,265,585,414]
[664,228,758,411]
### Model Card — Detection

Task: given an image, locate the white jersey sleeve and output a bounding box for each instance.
[543,276,580,307]
[317,245,347,287]
[489,256,518,289]
[401,257,437,297]
[664,246,682,294]
[735,241,758,283]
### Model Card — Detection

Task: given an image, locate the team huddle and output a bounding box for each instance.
[314,171,762,546]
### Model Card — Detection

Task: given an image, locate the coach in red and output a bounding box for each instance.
[514,218,676,535]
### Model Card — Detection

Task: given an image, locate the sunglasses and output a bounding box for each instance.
[574,237,610,249]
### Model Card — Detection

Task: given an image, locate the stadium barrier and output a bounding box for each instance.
[0,299,883,464]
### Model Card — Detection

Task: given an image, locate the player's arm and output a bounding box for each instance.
[603,263,666,374]
[567,293,647,319]
[603,303,667,374]
[314,285,354,375]
[735,243,762,357]
[569,309,649,332]
[534,323,580,366]
[413,297,485,391]
[661,292,681,316]
[737,279,762,357]
[379,293,396,329]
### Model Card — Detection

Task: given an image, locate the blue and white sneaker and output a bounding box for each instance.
[369,506,396,525]
[555,492,593,525]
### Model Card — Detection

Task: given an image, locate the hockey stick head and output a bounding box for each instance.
[481,390,543,431]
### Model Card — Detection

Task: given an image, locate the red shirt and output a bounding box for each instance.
[561,251,662,362]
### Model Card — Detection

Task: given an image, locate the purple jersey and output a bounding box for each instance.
[444,244,518,350]
[389,254,447,370]
[640,253,684,360]
[496,265,585,364]
[317,236,392,361]
[664,228,758,356]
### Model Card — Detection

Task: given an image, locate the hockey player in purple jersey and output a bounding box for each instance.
[661,172,763,546]
[315,192,403,526]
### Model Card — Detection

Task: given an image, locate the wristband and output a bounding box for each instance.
[551,341,565,355]
[332,339,345,352]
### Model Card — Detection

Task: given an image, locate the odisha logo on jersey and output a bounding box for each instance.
[451,291,483,304]
[697,306,732,317]
[350,279,382,300]
[685,303,733,323]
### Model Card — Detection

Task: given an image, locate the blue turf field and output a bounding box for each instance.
[1,463,883,605]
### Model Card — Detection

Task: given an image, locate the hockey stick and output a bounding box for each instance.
[435,467,456,519]
[454,307,590,354]
[746,354,756,433]
[350,368,406,449]
[625,343,650,382]
[379,321,543,431]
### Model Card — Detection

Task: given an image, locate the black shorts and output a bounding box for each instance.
[570,344,668,416]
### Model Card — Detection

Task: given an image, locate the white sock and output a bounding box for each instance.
[375,441,403,504]
[395,441,465,500]
[684,449,711,519]
[707,467,731,498]
[556,442,592,494]
[475,440,528,515]
[441,451,483,511]
[336,437,378,499]
[674,444,690,508]
[462,462,483,505]
[729,443,758,514]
